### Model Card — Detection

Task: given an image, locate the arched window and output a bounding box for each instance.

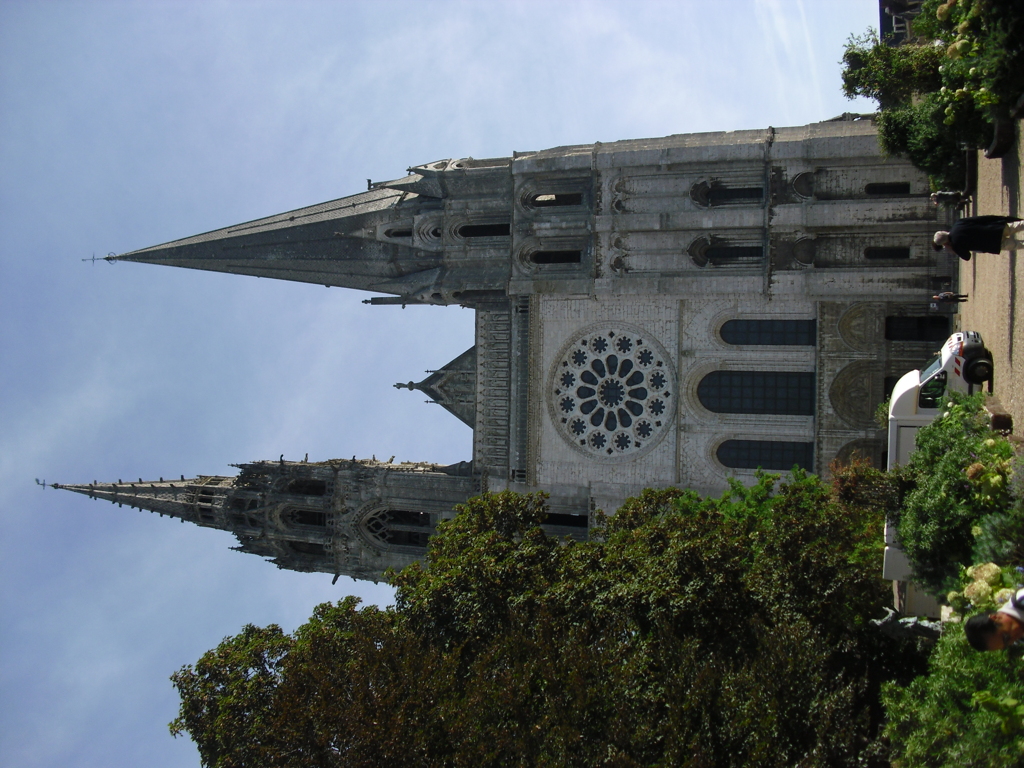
[363,509,434,550]
[529,193,583,207]
[688,237,763,268]
[720,319,816,346]
[544,512,589,528]
[864,247,910,259]
[287,509,327,528]
[865,182,911,196]
[885,316,950,342]
[691,180,764,207]
[458,223,511,238]
[697,371,815,415]
[717,440,814,471]
[705,245,763,263]
[531,250,581,264]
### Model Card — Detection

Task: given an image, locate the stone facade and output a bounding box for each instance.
[59,118,957,582]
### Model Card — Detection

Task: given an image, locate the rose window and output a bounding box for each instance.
[548,323,676,459]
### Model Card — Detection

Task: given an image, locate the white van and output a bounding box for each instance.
[882,331,992,606]
[886,330,993,470]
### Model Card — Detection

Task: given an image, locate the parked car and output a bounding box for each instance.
[886,331,993,469]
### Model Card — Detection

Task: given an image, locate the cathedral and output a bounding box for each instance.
[57,117,953,582]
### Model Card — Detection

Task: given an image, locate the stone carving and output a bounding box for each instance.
[548,323,675,460]
[829,361,884,429]
[834,438,886,469]
[838,303,884,353]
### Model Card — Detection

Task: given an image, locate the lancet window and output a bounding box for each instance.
[720,319,816,346]
[362,508,434,550]
[457,222,511,238]
[717,439,814,471]
[864,247,911,260]
[697,371,815,415]
[884,316,950,342]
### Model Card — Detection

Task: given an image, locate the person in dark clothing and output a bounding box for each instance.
[933,215,1024,260]
[930,191,971,211]
[932,291,968,303]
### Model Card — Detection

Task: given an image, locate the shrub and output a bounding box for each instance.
[973,456,1024,569]
[882,623,1024,768]
[895,393,1015,595]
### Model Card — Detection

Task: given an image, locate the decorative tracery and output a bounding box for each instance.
[548,324,675,459]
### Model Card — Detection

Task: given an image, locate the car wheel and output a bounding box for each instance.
[965,355,993,384]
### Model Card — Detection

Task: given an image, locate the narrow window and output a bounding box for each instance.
[384,228,413,238]
[531,250,582,265]
[720,319,816,346]
[865,182,911,196]
[289,509,327,527]
[865,247,910,259]
[697,371,815,415]
[531,193,583,207]
[708,187,764,204]
[458,223,511,238]
[884,316,950,342]
[717,440,814,471]
[705,245,763,264]
[544,512,589,528]
[388,510,431,527]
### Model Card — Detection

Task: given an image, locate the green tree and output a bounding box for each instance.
[840,1,1024,188]
[883,625,1024,768]
[893,392,1016,595]
[841,31,943,109]
[171,478,925,768]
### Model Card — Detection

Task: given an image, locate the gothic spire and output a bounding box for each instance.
[52,476,220,523]
[107,185,447,298]
[395,346,477,427]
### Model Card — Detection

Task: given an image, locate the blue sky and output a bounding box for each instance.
[0,1,878,765]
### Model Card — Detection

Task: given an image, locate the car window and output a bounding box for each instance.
[918,370,947,410]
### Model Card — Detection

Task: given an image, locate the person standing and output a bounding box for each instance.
[932,215,1024,261]
[932,291,969,304]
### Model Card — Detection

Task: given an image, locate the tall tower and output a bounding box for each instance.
[56,458,479,581]
[62,118,953,581]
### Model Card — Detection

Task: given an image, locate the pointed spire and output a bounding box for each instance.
[395,346,477,427]
[53,476,223,522]
[109,186,445,296]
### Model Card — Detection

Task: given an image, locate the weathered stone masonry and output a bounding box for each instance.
[58,118,956,581]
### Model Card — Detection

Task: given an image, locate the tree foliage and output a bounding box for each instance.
[883,624,1024,768]
[840,1,1024,188]
[172,478,925,768]
[892,392,1016,595]
[841,31,943,109]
